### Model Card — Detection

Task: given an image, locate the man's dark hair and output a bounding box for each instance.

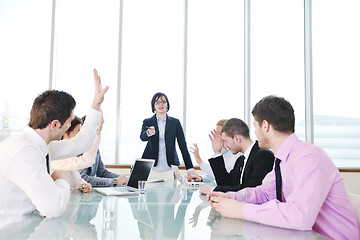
[151,92,170,113]
[221,118,250,139]
[28,90,76,129]
[251,95,295,133]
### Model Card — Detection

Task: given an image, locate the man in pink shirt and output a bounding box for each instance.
[209,95,359,240]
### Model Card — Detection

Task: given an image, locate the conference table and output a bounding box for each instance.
[0,180,328,240]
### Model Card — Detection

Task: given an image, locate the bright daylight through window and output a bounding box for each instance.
[0,0,359,169]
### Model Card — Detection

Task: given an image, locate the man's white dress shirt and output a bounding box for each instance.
[0,108,101,229]
[200,148,241,182]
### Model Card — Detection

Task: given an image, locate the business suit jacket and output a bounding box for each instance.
[209,141,274,192]
[79,150,119,187]
[140,114,194,170]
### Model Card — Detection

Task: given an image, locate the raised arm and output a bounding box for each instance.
[49,69,108,159]
[50,135,101,171]
[91,68,109,111]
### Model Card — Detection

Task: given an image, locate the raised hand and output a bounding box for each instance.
[209,129,223,155]
[190,143,202,165]
[91,68,109,110]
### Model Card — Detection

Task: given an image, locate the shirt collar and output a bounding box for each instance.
[275,133,298,162]
[243,142,255,160]
[23,126,49,156]
[156,115,167,122]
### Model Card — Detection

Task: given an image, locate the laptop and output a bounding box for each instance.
[171,165,204,186]
[94,158,155,196]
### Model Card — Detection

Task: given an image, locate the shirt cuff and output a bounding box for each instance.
[241,204,255,222]
[230,192,237,200]
[186,168,194,172]
[90,106,103,114]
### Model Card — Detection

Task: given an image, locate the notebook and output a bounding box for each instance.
[94,158,155,196]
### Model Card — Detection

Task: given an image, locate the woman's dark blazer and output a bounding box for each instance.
[140,114,194,170]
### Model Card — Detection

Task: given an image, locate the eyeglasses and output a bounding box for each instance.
[155,100,167,105]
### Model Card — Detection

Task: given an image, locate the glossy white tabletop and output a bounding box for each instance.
[0,180,328,239]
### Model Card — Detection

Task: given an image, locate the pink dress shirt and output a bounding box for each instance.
[230,133,359,240]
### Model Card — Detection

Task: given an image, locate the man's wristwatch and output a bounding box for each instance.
[112,178,118,186]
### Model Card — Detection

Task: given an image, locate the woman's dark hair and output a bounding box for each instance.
[65,116,82,134]
[151,92,170,113]
[81,115,86,125]
[28,90,76,129]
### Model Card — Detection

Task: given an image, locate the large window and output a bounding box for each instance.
[0,0,52,141]
[120,0,184,164]
[52,0,120,162]
[1,0,360,168]
[312,0,360,168]
[186,0,244,161]
[250,0,305,141]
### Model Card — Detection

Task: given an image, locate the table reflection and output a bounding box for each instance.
[63,190,102,239]
[189,193,210,228]
[128,186,194,240]
[207,209,328,240]
[0,182,328,240]
[0,190,101,240]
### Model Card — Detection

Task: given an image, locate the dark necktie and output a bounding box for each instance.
[275,158,282,202]
[46,154,50,174]
[238,155,245,180]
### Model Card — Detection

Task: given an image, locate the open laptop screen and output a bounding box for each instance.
[127,159,155,188]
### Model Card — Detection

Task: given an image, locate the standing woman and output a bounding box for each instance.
[140,92,200,180]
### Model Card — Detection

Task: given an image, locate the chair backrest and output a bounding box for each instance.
[348,193,360,226]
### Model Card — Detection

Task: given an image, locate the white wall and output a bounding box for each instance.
[341,172,360,195]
